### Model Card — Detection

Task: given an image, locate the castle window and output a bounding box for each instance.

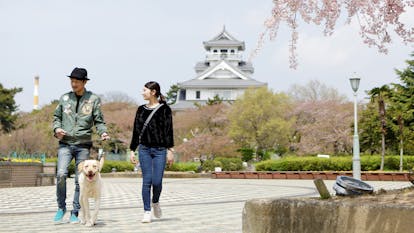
[179,89,186,100]
[230,49,235,53]
[220,49,228,53]
[196,91,201,99]
[213,49,217,53]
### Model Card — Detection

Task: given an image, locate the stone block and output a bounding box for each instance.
[243,198,414,233]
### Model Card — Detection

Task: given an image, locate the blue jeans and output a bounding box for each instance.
[56,143,90,216]
[138,145,167,211]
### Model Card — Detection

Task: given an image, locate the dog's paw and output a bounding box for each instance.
[85,221,94,227]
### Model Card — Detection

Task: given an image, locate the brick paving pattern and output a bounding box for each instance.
[0,178,410,233]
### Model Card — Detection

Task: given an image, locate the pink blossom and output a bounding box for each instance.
[252,0,414,69]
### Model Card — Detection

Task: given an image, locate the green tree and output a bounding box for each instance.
[0,83,22,133]
[359,103,382,155]
[367,85,391,170]
[194,94,224,108]
[206,94,223,105]
[390,53,414,170]
[228,87,295,160]
[165,84,179,105]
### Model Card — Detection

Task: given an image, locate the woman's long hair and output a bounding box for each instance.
[145,81,167,104]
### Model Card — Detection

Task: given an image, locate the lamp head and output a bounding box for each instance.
[349,74,360,92]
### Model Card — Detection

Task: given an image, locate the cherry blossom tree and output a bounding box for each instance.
[173,104,240,161]
[251,0,414,68]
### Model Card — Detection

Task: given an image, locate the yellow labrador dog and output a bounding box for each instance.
[78,156,104,227]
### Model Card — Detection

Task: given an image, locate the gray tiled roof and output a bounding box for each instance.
[178,78,267,88]
[239,62,254,74]
[194,59,251,80]
[203,27,245,50]
[170,100,201,111]
[195,62,209,73]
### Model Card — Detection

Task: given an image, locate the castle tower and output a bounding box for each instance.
[33,76,39,110]
[171,26,266,111]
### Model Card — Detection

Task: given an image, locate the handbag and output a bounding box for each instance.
[139,103,164,144]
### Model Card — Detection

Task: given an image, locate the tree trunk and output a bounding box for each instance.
[398,117,404,172]
[380,133,385,171]
[400,138,404,172]
[379,99,386,171]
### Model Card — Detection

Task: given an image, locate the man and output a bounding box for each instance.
[53,67,110,224]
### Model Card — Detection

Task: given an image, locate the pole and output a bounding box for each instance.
[33,76,39,110]
[352,91,361,180]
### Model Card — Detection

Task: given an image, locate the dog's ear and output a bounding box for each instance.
[98,156,105,172]
[78,161,85,173]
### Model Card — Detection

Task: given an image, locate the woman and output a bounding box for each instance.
[129,81,174,223]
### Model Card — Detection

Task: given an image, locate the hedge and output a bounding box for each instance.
[45,158,135,176]
[45,158,201,174]
[255,155,414,171]
[201,157,243,172]
[165,162,199,172]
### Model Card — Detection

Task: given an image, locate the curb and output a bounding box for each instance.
[212,171,411,181]
[101,171,412,181]
[101,171,212,179]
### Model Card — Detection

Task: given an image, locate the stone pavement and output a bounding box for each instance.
[0,177,410,233]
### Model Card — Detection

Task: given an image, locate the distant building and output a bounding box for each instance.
[33,76,39,110]
[171,26,267,111]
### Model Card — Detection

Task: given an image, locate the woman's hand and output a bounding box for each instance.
[130,150,138,164]
[167,148,174,166]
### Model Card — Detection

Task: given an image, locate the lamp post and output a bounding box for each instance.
[349,75,361,180]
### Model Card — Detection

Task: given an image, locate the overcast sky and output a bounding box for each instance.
[1,1,413,112]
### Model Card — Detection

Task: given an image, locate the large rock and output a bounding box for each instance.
[243,197,414,233]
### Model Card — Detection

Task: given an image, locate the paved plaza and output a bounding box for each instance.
[0,177,410,233]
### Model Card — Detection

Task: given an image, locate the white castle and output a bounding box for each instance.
[171,26,267,111]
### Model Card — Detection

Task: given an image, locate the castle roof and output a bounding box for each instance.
[203,26,245,50]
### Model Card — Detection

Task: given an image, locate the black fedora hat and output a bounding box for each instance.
[67,67,89,80]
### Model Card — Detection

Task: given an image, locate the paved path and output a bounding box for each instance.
[0,178,410,233]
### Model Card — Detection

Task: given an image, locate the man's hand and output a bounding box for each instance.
[54,128,66,140]
[101,132,110,141]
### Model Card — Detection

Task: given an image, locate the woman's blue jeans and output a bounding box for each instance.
[138,145,167,211]
[56,143,90,216]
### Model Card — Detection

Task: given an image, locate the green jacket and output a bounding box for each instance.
[53,90,107,146]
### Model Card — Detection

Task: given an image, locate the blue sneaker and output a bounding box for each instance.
[53,208,66,224]
[69,214,80,224]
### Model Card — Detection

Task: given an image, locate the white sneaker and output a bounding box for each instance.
[142,211,151,223]
[152,202,162,218]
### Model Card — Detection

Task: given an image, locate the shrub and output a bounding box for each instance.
[202,157,243,171]
[101,160,135,173]
[166,162,199,172]
[201,160,223,172]
[255,155,414,171]
[45,158,203,174]
[0,158,41,163]
[238,148,254,162]
[46,158,134,175]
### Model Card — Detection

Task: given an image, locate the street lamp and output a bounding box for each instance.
[349,75,361,180]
